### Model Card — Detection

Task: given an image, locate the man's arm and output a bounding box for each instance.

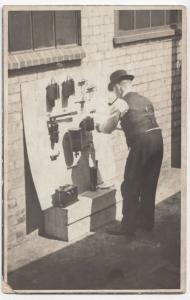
[96,106,121,134]
[96,99,129,134]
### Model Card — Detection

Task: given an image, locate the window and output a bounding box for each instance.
[8,11,81,52]
[136,10,150,29]
[114,10,182,45]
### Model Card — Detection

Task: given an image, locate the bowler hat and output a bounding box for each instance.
[108,69,134,91]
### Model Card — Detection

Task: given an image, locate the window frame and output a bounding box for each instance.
[114,10,182,45]
[8,10,81,54]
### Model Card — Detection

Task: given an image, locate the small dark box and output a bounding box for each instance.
[52,184,78,207]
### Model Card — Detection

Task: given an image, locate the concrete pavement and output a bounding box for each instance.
[7,191,181,291]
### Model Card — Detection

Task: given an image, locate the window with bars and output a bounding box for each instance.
[114,10,182,44]
[8,11,81,53]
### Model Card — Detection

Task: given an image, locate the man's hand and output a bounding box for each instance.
[95,122,101,132]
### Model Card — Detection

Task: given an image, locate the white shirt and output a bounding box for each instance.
[98,98,129,134]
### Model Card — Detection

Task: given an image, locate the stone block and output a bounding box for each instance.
[44,188,116,241]
[45,205,116,242]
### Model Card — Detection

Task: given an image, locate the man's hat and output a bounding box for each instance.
[108,69,134,91]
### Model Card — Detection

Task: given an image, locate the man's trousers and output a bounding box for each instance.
[121,129,163,233]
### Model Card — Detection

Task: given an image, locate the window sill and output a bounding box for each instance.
[113,27,181,46]
[8,45,86,71]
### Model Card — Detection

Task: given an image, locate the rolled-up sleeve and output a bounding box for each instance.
[97,99,129,134]
[99,106,121,134]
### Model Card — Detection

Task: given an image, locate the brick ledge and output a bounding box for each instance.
[8,46,86,71]
[113,28,178,46]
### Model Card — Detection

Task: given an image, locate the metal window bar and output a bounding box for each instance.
[53,12,56,48]
[134,10,136,30]
[164,10,167,26]
[31,12,34,50]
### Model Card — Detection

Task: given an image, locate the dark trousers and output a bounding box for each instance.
[121,130,163,233]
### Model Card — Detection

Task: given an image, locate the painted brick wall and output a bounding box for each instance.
[6,7,182,249]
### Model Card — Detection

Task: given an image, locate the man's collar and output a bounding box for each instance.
[121,88,134,99]
[121,90,129,98]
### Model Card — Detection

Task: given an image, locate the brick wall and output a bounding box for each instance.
[6,6,182,249]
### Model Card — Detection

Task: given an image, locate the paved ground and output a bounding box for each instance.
[7,192,181,292]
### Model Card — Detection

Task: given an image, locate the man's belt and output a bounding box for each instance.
[145,127,161,133]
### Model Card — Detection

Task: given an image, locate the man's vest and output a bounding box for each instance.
[120,92,159,147]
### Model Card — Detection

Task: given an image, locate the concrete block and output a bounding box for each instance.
[45,205,116,242]
[44,188,117,241]
[47,188,116,225]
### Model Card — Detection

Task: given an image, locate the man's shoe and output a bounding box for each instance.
[106,222,135,237]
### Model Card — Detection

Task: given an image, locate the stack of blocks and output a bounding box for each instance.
[44,188,117,241]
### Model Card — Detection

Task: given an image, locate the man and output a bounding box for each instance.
[96,70,163,237]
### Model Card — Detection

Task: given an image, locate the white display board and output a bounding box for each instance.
[21,65,117,210]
